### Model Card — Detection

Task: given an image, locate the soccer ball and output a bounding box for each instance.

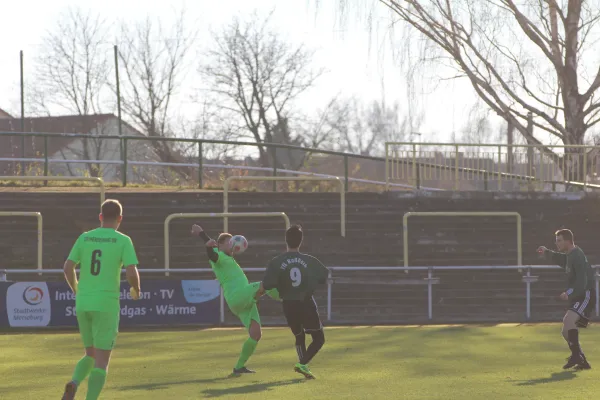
[229,235,248,254]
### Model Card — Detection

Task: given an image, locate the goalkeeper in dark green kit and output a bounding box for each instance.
[263,225,330,379]
[538,228,594,370]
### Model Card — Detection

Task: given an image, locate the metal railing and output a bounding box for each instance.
[1,265,598,322]
[0,176,105,207]
[386,142,600,191]
[0,131,406,191]
[5,131,596,192]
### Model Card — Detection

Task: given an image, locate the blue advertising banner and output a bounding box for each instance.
[0,280,220,328]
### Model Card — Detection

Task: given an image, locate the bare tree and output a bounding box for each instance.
[322,96,418,156]
[333,0,600,183]
[199,12,323,168]
[116,11,195,178]
[452,102,503,147]
[33,7,113,177]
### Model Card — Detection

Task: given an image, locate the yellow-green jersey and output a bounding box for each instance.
[67,228,139,311]
[208,249,249,297]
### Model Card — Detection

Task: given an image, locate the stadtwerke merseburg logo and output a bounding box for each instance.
[22,286,44,306]
[7,282,51,327]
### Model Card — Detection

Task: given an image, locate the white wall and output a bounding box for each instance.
[49,119,160,183]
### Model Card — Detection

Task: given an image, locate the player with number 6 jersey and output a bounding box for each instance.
[61,199,141,400]
[263,225,329,379]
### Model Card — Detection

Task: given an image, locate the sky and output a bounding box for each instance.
[0,0,478,142]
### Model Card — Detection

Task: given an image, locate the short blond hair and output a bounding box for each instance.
[218,233,233,245]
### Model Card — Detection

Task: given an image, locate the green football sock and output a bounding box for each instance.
[72,355,95,384]
[85,368,107,400]
[266,288,281,301]
[235,337,258,369]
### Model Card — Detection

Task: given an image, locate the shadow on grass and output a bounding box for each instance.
[201,378,305,398]
[118,375,235,391]
[118,375,305,395]
[511,370,577,386]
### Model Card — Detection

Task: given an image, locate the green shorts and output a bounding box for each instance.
[226,282,261,330]
[76,309,120,351]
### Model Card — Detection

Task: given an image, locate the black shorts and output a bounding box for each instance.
[282,296,323,335]
[569,289,595,327]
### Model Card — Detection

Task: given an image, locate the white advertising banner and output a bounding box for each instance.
[6,282,51,327]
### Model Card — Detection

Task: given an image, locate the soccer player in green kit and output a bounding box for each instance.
[538,228,594,370]
[191,223,279,374]
[263,225,329,379]
[61,199,141,400]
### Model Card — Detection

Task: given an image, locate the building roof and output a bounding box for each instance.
[0,114,141,159]
[0,108,13,119]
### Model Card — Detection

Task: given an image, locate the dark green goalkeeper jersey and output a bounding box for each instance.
[263,252,329,301]
[546,247,594,301]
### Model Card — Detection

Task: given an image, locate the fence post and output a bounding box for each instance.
[584,147,588,191]
[484,171,489,191]
[327,270,332,321]
[198,141,203,189]
[385,143,390,191]
[344,155,349,192]
[416,162,421,189]
[594,270,600,317]
[411,143,417,187]
[271,147,277,192]
[454,144,459,190]
[43,136,48,186]
[122,138,128,187]
[427,268,433,320]
[497,145,502,191]
[20,51,25,177]
[526,267,531,320]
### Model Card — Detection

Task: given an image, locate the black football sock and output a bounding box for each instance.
[568,329,581,356]
[295,331,307,363]
[301,330,325,365]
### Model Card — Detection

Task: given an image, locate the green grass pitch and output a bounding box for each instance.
[1,324,599,399]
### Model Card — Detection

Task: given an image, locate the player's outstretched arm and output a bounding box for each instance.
[126,265,141,299]
[538,246,567,268]
[191,224,219,262]
[63,260,79,294]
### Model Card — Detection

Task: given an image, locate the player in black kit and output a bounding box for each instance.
[263,225,329,379]
[538,229,594,370]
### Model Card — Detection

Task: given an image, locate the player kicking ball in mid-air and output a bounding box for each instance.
[191,224,279,375]
[263,225,329,379]
[62,199,141,400]
[538,228,594,371]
